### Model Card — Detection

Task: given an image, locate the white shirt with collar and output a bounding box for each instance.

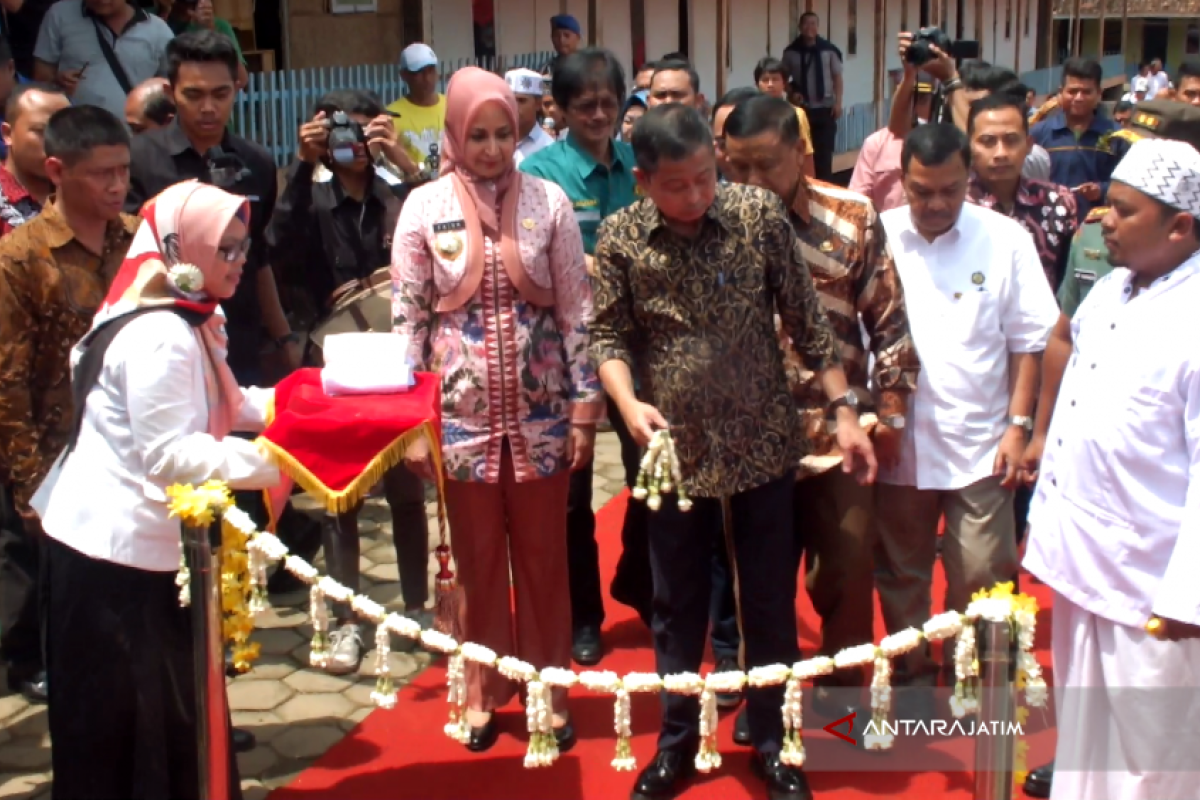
[41,310,279,573]
[1025,251,1200,628]
[1148,70,1171,98]
[879,202,1059,491]
[514,124,555,166]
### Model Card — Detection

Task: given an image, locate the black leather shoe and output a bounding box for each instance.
[572,625,602,666]
[1023,760,1054,798]
[714,657,742,710]
[732,708,751,746]
[232,727,256,753]
[752,751,813,800]
[554,720,577,753]
[17,671,48,704]
[631,749,696,800]
[466,716,499,752]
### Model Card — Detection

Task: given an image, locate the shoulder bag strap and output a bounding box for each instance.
[91,19,134,95]
[65,306,208,456]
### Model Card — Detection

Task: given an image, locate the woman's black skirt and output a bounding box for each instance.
[45,536,242,800]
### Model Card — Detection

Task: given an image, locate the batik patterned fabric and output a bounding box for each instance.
[391,173,601,483]
[590,182,841,498]
[0,202,138,515]
[968,175,1078,291]
[778,180,920,472]
[0,165,42,238]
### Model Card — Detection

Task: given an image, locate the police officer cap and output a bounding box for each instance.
[1126,100,1200,151]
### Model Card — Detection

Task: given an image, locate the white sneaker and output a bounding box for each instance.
[325,623,363,675]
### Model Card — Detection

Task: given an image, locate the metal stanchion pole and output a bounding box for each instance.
[184,520,232,800]
[974,618,1016,800]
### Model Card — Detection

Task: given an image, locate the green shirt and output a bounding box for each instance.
[180,19,247,65]
[519,134,639,255]
[1057,214,1113,317]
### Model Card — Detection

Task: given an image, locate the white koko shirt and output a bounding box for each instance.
[514,124,555,166]
[42,310,280,573]
[879,202,1059,491]
[1025,252,1200,629]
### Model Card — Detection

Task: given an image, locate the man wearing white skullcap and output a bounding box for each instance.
[1023,134,1200,800]
[506,68,555,165]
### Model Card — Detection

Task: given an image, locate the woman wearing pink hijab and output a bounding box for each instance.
[38,180,279,800]
[392,67,602,752]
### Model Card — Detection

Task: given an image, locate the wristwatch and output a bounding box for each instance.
[828,392,860,415]
[274,331,302,349]
[880,414,906,430]
[1010,415,1034,433]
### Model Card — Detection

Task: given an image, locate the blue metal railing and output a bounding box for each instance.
[835,98,890,155]
[233,52,553,167]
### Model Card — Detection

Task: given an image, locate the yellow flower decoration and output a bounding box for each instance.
[167,482,259,673]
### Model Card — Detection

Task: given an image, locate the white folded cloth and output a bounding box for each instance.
[321,332,414,396]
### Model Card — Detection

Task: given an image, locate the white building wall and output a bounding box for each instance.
[495,0,561,56]
[1015,0,1038,72]
[690,0,720,101]
[597,0,634,82]
[426,0,475,63]
[645,0,682,61]
[724,0,770,94]
[454,0,1046,117]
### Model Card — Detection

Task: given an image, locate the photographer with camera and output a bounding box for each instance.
[265,89,431,674]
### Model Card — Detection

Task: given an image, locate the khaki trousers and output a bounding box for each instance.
[444,445,572,713]
[873,475,1018,683]
[793,469,877,688]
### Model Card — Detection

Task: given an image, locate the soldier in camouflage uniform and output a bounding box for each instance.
[1021,98,1200,800]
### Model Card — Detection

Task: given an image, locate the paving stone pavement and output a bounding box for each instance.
[0,432,629,800]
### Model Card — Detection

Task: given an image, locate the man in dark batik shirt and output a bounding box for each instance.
[966,92,1079,291]
[590,103,877,800]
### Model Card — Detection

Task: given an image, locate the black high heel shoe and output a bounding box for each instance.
[466,715,499,752]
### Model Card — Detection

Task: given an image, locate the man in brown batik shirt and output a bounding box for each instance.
[591,103,877,800]
[721,95,920,742]
[0,105,135,702]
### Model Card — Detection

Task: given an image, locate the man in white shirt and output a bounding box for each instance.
[1147,59,1171,99]
[1122,74,1149,104]
[876,123,1059,692]
[506,68,554,165]
[1023,138,1200,800]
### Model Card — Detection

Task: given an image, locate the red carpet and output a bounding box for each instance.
[271,492,1057,800]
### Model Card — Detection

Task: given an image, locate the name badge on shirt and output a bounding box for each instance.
[433,220,466,259]
[572,200,602,224]
[1074,268,1098,285]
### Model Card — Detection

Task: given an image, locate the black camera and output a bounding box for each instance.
[905,27,980,66]
[327,110,366,164]
[205,146,251,188]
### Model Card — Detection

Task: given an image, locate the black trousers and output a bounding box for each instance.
[45,537,242,800]
[608,396,653,620]
[649,472,799,754]
[324,464,429,621]
[0,481,43,683]
[807,106,839,181]
[566,459,603,631]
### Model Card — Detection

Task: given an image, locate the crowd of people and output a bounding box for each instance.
[1,6,1200,800]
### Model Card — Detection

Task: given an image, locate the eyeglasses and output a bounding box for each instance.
[569,97,621,115]
[217,238,251,262]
